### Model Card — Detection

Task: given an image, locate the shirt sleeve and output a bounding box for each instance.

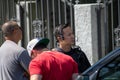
[29,59,43,76]
[72,58,78,73]
[77,50,91,73]
[80,50,91,67]
[18,50,31,71]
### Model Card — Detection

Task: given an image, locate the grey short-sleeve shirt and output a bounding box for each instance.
[0,40,31,80]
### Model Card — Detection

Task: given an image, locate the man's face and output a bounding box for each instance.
[62,26,75,46]
[14,26,22,40]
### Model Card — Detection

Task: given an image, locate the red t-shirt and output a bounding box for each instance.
[29,51,78,80]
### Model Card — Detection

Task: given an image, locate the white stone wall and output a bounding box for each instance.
[74,4,105,65]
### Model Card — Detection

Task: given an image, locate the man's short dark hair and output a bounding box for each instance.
[33,43,47,50]
[54,23,70,42]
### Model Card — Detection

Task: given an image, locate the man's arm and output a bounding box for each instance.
[30,74,42,80]
[19,50,31,78]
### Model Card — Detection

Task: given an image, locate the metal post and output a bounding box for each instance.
[47,0,50,37]
[111,0,114,50]
[0,0,1,24]
[41,0,45,37]
[1,0,5,22]
[11,0,16,21]
[104,0,109,53]
[118,0,120,25]
[13,0,15,17]
[64,0,67,24]
[47,0,51,48]
[29,0,33,39]
[52,0,56,47]
[35,0,38,19]
[7,0,10,20]
[96,1,102,59]
[70,0,73,29]
[58,0,61,24]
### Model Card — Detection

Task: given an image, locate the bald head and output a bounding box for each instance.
[1,21,22,43]
[1,21,19,37]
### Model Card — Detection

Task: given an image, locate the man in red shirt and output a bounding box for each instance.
[27,38,78,80]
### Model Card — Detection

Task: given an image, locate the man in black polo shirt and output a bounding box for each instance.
[53,23,91,73]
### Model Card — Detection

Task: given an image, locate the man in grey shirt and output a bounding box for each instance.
[0,21,31,80]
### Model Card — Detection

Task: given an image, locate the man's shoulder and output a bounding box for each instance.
[71,46,88,58]
[72,46,84,53]
[52,47,64,53]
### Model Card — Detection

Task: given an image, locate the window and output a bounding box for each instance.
[97,56,120,80]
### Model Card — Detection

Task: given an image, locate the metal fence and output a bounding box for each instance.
[0,0,76,48]
[102,0,120,52]
[0,0,120,52]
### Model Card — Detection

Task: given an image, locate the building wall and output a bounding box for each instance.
[74,3,105,64]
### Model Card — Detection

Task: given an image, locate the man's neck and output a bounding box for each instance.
[59,44,71,52]
[5,37,18,44]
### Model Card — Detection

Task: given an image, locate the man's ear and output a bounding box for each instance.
[57,36,63,41]
[31,50,37,59]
